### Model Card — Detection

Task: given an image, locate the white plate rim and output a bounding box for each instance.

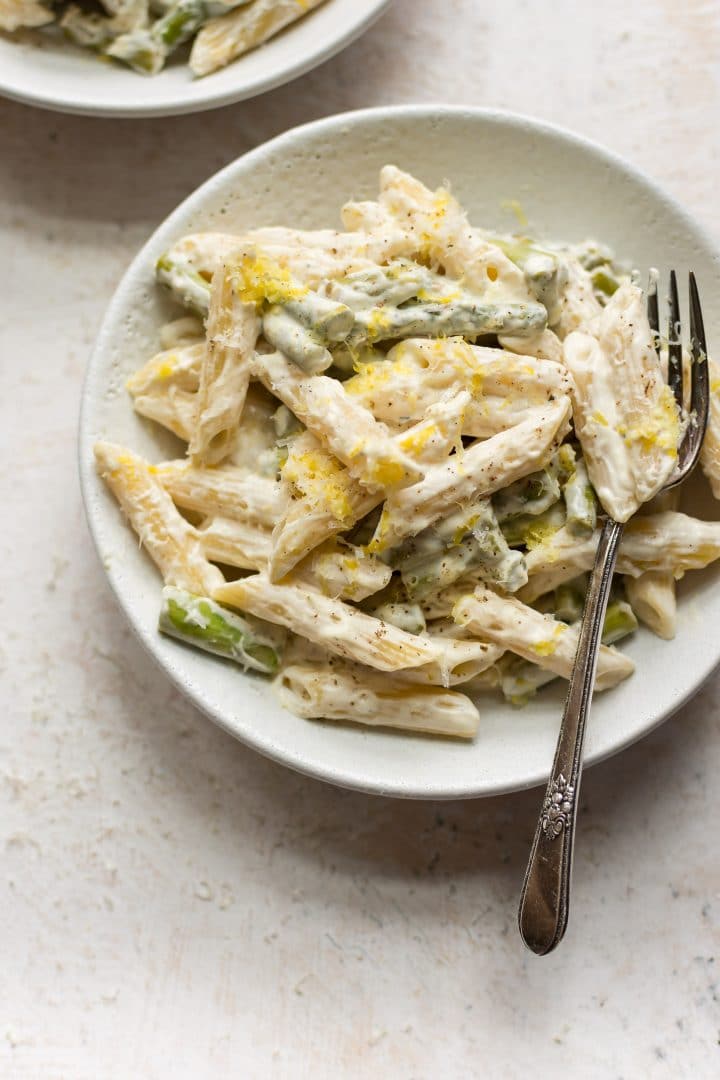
[0,0,391,118]
[79,103,720,799]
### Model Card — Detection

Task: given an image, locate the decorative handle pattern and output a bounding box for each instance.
[518,517,625,955]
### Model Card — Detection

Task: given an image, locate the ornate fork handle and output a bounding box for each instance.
[518,517,625,955]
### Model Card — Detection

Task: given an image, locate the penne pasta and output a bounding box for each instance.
[396,636,503,688]
[214,573,443,673]
[190,265,259,465]
[269,431,381,582]
[195,515,272,571]
[276,662,480,738]
[372,166,534,304]
[269,392,470,581]
[623,488,679,639]
[299,545,392,602]
[126,342,203,398]
[190,0,326,78]
[252,350,423,490]
[452,586,634,690]
[155,460,285,527]
[94,442,224,595]
[625,571,677,641]
[370,396,572,552]
[563,282,681,522]
[344,337,572,437]
[519,512,720,602]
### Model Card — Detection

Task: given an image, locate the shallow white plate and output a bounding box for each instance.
[80,105,720,798]
[0,0,390,117]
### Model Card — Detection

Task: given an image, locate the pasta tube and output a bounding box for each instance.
[127,342,203,441]
[0,0,54,30]
[275,662,480,739]
[159,586,281,674]
[269,432,380,582]
[107,0,208,75]
[370,396,572,552]
[563,282,681,521]
[215,573,443,673]
[155,229,403,313]
[269,392,470,581]
[252,351,423,490]
[452,587,634,691]
[625,572,677,641]
[397,637,503,688]
[497,600,638,705]
[195,515,272,571]
[499,328,564,363]
[94,442,223,595]
[159,316,205,350]
[373,166,534,304]
[520,512,720,602]
[344,337,572,436]
[623,488,679,639]
[369,599,426,636]
[190,265,259,465]
[126,343,203,398]
[191,0,326,77]
[301,546,392,602]
[155,461,285,526]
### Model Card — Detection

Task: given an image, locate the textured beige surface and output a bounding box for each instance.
[2,1,720,1076]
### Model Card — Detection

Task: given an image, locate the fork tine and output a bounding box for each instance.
[647,268,659,344]
[667,270,684,411]
[689,271,710,440]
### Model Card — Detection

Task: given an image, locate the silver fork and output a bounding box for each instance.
[517,272,710,956]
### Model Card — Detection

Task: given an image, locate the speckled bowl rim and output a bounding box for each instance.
[0,0,390,118]
[79,105,720,799]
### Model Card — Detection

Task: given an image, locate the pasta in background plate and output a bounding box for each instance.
[0,0,325,77]
[95,166,720,740]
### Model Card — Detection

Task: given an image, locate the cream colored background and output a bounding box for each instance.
[2,2,720,1077]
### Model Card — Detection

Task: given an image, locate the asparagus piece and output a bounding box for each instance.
[602,600,638,645]
[556,444,598,536]
[325,258,546,345]
[326,261,440,310]
[493,462,561,522]
[107,0,208,75]
[571,240,628,302]
[553,576,588,624]
[394,499,527,599]
[159,586,282,674]
[498,600,637,705]
[591,268,622,299]
[262,294,354,375]
[362,577,427,635]
[156,252,212,313]
[349,298,547,348]
[484,235,568,324]
[500,502,566,549]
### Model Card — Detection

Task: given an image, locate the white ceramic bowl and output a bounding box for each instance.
[0,0,390,117]
[79,105,720,798]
